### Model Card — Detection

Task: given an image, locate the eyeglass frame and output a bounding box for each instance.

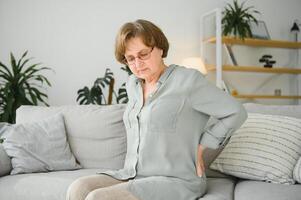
[123,47,154,65]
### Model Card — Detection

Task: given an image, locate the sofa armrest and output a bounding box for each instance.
[0,143,12,176]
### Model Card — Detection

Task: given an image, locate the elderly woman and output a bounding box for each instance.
[66,19,247,200]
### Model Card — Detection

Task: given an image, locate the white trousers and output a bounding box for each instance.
[66,174,139,200]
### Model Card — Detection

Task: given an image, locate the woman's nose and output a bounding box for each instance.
[134,58,143,68]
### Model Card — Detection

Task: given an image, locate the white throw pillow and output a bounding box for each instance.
[1,114,81,174]
[210,113,301,184]
[293,157,301,183]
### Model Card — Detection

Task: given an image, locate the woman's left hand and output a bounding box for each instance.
[196,144,206,177]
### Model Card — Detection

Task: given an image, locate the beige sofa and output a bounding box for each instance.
[0,103,300,200]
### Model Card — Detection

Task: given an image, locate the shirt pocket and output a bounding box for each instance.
[149,98,184,133]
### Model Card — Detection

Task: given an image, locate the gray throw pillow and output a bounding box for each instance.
[210,113,301,185]
[1,114,81,174]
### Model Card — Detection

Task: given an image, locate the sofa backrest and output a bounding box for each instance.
[17,103,301,176]
[16,104,127,170]
[243,103,301,118]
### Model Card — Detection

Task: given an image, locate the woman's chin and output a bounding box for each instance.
[137,73,149,79]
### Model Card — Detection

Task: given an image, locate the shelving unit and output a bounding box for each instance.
[204,36,301,49]
[206,65,301,74]
[232,94,301,99]
[201,8,301,103]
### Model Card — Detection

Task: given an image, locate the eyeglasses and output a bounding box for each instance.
[124,47,154,65]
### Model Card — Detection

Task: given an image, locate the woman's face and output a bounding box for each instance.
[124,37,164,81]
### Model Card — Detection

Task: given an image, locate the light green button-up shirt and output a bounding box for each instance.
[101,64,247,200]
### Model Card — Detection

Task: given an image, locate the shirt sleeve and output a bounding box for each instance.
[188,71,247,149]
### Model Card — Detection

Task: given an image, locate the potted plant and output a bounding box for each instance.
[222,0,260,39]
[0,51,52,123]
[77,65,132,105]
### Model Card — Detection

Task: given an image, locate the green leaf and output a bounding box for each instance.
[10,52,18,76]
[121,65,132,75]
[0,61,13,79]
[18,57,32,73]
[77,86,98,105]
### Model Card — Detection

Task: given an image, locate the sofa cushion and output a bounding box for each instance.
[16,105,127,170]
[243,103,301,118]
[210,113,301,184]
[201,177,237,200]
[0,168,102,200]
[0,123,12,176]
[234,180,301,200]
[0,143,12,176]
[202,117,234,178]
[2,114,81,174]
[0,170,236,200]
[203,147,232,178]
[293,157,301,183]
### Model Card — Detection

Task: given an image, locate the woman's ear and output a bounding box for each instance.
[160,49,163,57]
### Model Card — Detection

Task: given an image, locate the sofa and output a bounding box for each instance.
[0,103,300,200]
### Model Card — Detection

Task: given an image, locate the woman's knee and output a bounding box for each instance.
[66,175,125,200]
[84,190,98,200]
[66,177,96,200]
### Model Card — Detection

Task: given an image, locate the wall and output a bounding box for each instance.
[0,0,300,105]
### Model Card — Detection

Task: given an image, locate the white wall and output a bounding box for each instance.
[0,0,300,105]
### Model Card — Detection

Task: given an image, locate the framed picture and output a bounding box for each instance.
[249,20,270,40]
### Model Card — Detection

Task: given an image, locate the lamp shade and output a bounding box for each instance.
[182,57,207,75]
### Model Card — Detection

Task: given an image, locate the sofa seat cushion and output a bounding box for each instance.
[235,180,301,200]
[0,171,237,200]
[200,177,237,200]
[0,169,103,200]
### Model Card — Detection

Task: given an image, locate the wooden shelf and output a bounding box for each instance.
[204,36,301,49]
[232,94,301,99]
[206,65,301,74]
